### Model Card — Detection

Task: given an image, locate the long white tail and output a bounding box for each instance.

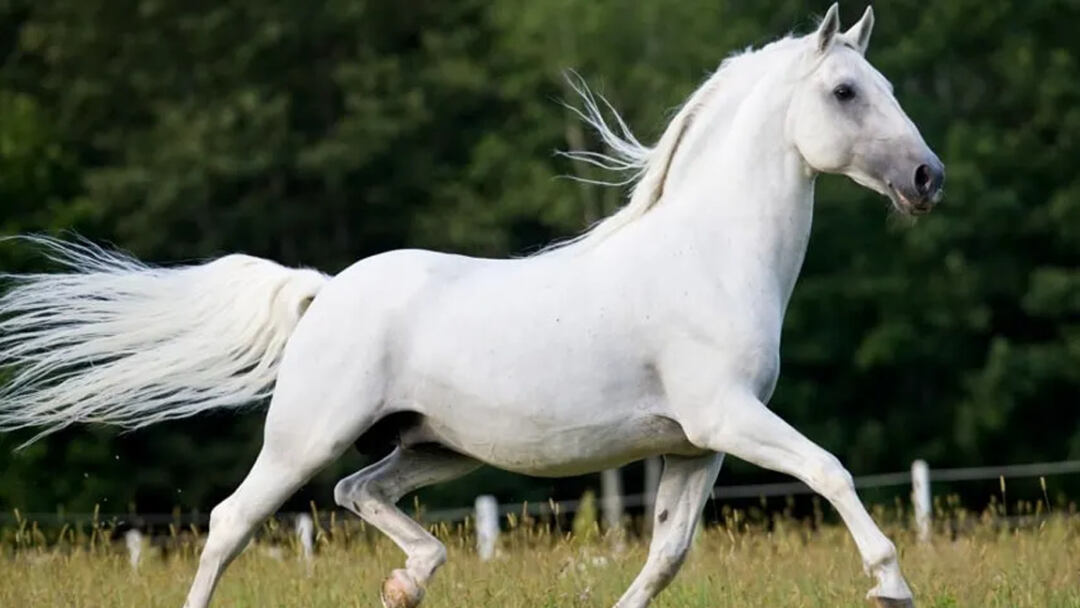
[0,236,329,445]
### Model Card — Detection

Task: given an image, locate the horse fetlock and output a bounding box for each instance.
[405,543,447,581]
[864,539,900,577]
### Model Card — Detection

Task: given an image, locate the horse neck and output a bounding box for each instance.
[648,73,815,311]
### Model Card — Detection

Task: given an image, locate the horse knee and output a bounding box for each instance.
[333,477,357,510]
[811,455,854,501]
[334,475,380,509]
[339,476,394,517]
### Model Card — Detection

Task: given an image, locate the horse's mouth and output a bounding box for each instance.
[886,183,934,216]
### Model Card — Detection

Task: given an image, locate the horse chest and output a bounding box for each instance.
[658,297,785,404]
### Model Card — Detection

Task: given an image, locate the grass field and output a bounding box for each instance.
[1,506,1078,607]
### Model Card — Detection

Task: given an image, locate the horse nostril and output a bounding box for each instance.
[914,164,933,196]
[913,161,945,202]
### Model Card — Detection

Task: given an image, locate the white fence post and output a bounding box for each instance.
[911,459,931,543]
[475,495,499,561]
[643,457,662,527]
[600,468,624,534]
[296,513,315,564]
[124,529,143,571]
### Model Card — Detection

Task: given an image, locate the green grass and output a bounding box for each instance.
[0,508,1078,607]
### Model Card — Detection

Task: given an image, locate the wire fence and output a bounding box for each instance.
[2,458,1077,528]
[422,458,1080,523]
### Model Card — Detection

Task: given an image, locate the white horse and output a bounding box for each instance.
[0,5,943,607]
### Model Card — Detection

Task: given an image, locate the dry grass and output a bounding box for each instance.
[0,507,1078,608]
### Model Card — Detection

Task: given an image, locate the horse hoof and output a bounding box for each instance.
[869,597,915,608]
[381,569,425,608]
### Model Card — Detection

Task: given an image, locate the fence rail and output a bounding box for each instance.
[423,458,1079,523]
[5,458,1078,568]
[3,458,1076,527]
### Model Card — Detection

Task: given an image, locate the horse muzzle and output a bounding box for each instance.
[887,155,945,215]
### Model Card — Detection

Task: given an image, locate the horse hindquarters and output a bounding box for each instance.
[185,273,401,608]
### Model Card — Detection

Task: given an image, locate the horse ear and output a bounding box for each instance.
[816,3,841,54]
[844,6,875,55]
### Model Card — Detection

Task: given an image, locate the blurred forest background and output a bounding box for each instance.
[0,0,1079,516]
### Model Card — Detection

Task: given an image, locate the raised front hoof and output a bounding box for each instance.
[381,569,425,608]
[869,597,915,608]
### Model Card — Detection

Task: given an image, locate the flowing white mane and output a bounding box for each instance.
[554,35,804,250]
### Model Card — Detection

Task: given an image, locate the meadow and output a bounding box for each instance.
[1,501,1077,608]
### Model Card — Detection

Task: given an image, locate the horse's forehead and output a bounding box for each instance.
[819,50,894,93]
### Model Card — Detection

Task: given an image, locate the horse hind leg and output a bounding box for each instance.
[183,390,380,608]
[334,446,480,608]
[182,444,336,608]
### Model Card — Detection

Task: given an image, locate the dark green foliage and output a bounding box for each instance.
[0,0,1077,513]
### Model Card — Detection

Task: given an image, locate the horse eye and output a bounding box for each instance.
[833,84,856,102]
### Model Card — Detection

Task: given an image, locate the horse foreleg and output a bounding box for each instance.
[683,392,914,607]
[614,453,723,608]
[334,446,480,608]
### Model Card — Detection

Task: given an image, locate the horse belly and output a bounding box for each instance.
[419,412,703,477]
[397,339,700,476]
